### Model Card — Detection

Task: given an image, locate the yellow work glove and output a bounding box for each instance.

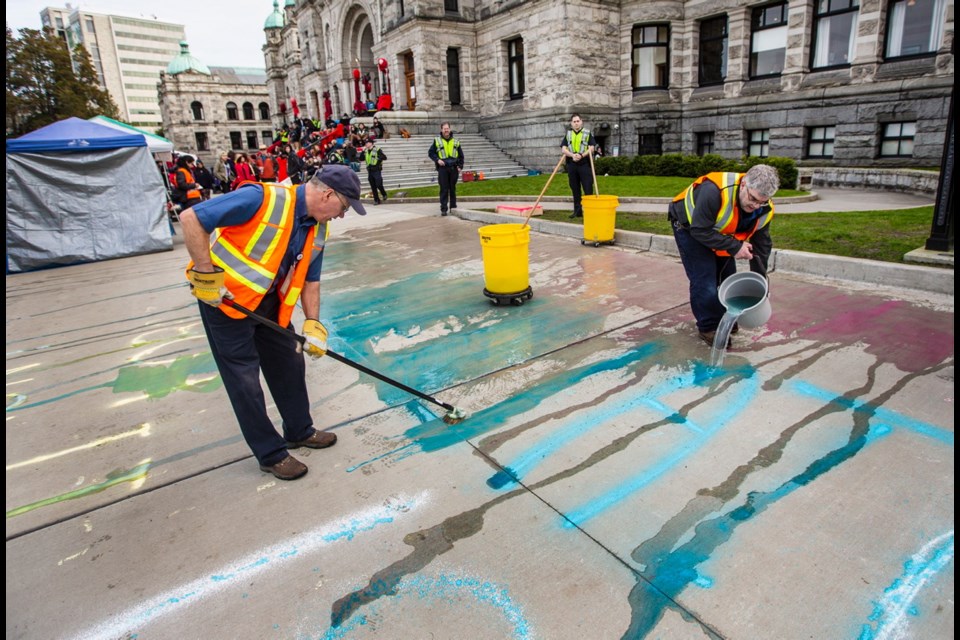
[302,319,328,358]
[187,267,233,306]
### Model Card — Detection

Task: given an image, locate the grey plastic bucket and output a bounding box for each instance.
[718,272,771,328]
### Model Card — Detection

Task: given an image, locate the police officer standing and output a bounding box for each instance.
[428,122,465,216]
[364,140,388,205]
[561,114,595,219]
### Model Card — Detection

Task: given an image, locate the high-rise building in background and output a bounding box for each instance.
[39,5,184,134]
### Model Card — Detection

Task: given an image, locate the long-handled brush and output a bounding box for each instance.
[521,154,567,228]
[221,298,467,424]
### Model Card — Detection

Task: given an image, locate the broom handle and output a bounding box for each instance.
[588,148,599,196]
[522,154,567,228]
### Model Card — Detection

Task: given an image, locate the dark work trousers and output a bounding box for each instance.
[198,293,315,466]
[437,167,460,213]
[672,221,737,333]
[367,169,387,203]
[567,162,594,216]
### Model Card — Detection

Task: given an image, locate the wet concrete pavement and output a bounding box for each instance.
[5,197,954,639]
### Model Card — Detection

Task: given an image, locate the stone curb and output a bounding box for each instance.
[453,209,954,297]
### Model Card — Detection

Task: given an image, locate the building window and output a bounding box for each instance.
[879,121,916,157]
[748,129,770,157]
[246,131,259,149]
[507,37,525,99]
[226,102,239,120]
[262,131,274,146]
[638,134,663,156]
[259,102,270,120]
[190,101,204,120]
[699,16,728,86]
[399,0,405,17]
[750,2,788,78]
[444,0,459,13]
[807,125,836,158]
[446,48,462,106]
[697,132,715,156]
[885,0,945,60]
[242,102,255,120]
[812,0,859,69]
[631,24,669,89]
[195,132,209,151]
[85,17,95,32]
[230,132,243,150]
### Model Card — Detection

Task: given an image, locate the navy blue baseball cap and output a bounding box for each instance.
[317,164,368,215]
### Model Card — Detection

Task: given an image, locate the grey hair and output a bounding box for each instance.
[307,175,331,191]
[743,164,780,198]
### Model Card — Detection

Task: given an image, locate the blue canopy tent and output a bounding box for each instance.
[6,117,172,273]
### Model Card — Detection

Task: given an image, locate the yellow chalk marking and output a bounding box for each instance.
[6,423,152,471]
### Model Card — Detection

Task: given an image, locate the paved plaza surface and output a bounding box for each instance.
[5,194,954,639]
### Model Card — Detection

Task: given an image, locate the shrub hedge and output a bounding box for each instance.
[594,154,798,189]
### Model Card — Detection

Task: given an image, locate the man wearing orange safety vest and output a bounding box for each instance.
[173,154,203,208]
[668,164,779,347]
[179,165,368,481]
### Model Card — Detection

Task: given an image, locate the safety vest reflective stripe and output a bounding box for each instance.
[435,137,459,159]
[566,130,591,154]
[680,172,738,229]
[209,184,294,294]
[185,183,313,323]
[241,187,292,262]
[278,222,321,314]
[365,149,379,165]
[211,238,275,293]
[674,171,775,256]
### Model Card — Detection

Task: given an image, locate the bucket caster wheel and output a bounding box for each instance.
[511,297,524,306]
[593,242,601,247]
[490,298,500,306]
[580,239,586,245]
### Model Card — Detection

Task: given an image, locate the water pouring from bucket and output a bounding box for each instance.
[709,271,772,366]
[719,272,771,328]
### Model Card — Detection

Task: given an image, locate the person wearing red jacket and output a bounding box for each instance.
[231,153,257,190]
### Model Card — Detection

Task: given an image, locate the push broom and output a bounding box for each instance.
[221,298,467,425]
[521,154,567,228]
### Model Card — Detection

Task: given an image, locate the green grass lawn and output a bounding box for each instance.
[393,175,940,266]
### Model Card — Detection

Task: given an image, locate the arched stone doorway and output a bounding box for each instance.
[341,7,377,113]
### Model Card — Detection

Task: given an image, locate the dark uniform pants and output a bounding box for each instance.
[438,167,459,212]
[567,162,594,216]
[198,293,315,466]
[671,221,737,333]
[368,170,387,202]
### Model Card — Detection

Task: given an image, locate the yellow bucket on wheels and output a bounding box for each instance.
[581,194,619,246]
[478,223,530,294]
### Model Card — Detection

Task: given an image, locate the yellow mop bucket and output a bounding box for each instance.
[478,223,531,302]
[581,194,619,246]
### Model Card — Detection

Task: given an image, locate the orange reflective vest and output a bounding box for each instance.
[177,167,201,201]
[185,182,327,325]
[672,172,774,256]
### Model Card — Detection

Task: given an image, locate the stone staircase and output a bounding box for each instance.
[358,133,530,194]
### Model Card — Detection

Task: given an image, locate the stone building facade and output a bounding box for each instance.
[158,46,273,166]
[263,0,953,172]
